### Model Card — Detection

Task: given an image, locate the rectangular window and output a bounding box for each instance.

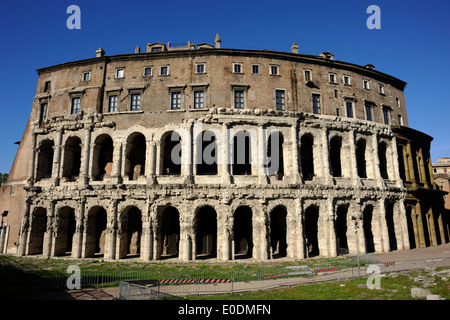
[144,67,152,77]
[83,72,90,81]
[196,64,205,74]
[44,81,51,92]
[71,97,80,114]
[398,114,403,126]
[396,98,401,108]
[194,91,204,109]
[171,92,181,109]
[108,95,118,112]
[234,90,244,108]
[312,94,320,114]
[151,47,162,52]
[346,101,354,118]
[233,63,242,74]
[379,84,385,95]
[39,103,48,123]
[252,64,260,74]
[270,65,279,75]
[329,73,337,83]
[365,104,373,121]
[383,107,390,125]
[116,69,124,78]
[276,90,285,110]
[130,94,140,111]
[363,79,370,90]
[161,66,168,76]
[343,75,351,85]
[304,70,311,82]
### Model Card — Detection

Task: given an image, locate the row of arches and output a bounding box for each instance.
[25,200,401,261]
[34,127,393,183]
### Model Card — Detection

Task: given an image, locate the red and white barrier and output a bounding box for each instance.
[383,261,403,266]
[263,273,287,280]
[425,258,444,262]
[199,279,231,283]
[313,268,338,274]
[160,278,197,284]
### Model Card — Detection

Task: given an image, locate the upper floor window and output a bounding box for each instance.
[39,102,48,123]
[108,95,118,112]
[234,90,244,108]
[71,97,81,114]
[251,64,260,74]
[83,72,90,81]
[343,75,351,85]
[270,65,279,76]
[171,92,181,109]
[160,66,169,76]
[329,73,337,84]
[44,81,51,93]
[276,90,285,110]
[363,79,370,90]
[382,106,391,125]
[312,94,321,114]
[378,84,385,95]
[144,67,152,77]
[194,90,204,109]
[396,98,401,108]
[346,101,354,118]
[365,102,374,121]
[398,114,404,126]
[116,68,124,79]
[233,63,243,74]
[196,64,205,74]
[130,94,141,111]
[304,70,312,82]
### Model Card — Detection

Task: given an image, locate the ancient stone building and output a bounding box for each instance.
[0,35,448,260]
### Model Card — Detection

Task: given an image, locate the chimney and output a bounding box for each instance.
[135,46,141,53]
[214,33,221,49]
[291,42,299,54]
[96,47,105,58]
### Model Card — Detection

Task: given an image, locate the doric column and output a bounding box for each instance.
[105,199,118,260]
[17,199,31,256]
[43,201,55,257]
[72,197,85,259]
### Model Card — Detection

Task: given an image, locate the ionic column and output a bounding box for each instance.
[348,129,358,185]
[290,124,301,184]
[52,131,64,185]
[28,133,37,186]
[321,129,332,184]
[221,122,231,184]
[81,128,91,185]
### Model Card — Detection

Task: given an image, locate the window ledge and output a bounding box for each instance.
[166,109,186,113]
[189,108,209,112]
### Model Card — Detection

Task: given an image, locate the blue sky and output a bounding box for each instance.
[0,0,449,174]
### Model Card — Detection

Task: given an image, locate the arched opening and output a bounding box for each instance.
[385,202,397,251]
[54,207,76,256]
[196,130,218,175]
[161,131,181,175]
[330,136,342,177]
[405,205,416,249]
[270,205,287,258]
[300,134,314,181]
[62,137,82,181]
[92,135,114,181]
[36,140,54,181]
[233,206,253,258]
[363,205,375,253]
[267,132,284,180]
[420,203,431,247]
[85,207,107,257]
[335,205,349,254]
[378,142,389,179]
[28,207,47,255]
[232,131,252,175]
[119,206,142,259]
[195,206,217,259]
[158,206,180,259]
[356,139,367,178]
[304,205,319,257]
[125,133,146,180]
[397,143,406,181]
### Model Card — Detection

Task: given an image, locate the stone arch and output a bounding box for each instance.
[92,134,114,181]
[269,205,287,258]
[304,204,319,257]
[267,131,284,180]
[28,207,47,255]
[157,205,180,259]
[118,206,143,259]
[378,141,389,179]
[300,133,315,181]
[161,130,181,175]
[53,206,76,256]
[329,135,343,177]
[62,136,82,181]
[356,138,367,179]
[195,130,218,175]
[362,204,375,253]
[36,139,54,181]
[85,206,107,257]
[125,132,147,180]
[232,130,252,175]
[233,206,253,258]
[194,205,217,259]
[335,203,349,254]
[385,200,398,251]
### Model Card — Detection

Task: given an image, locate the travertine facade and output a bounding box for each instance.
[0,35,448,260]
